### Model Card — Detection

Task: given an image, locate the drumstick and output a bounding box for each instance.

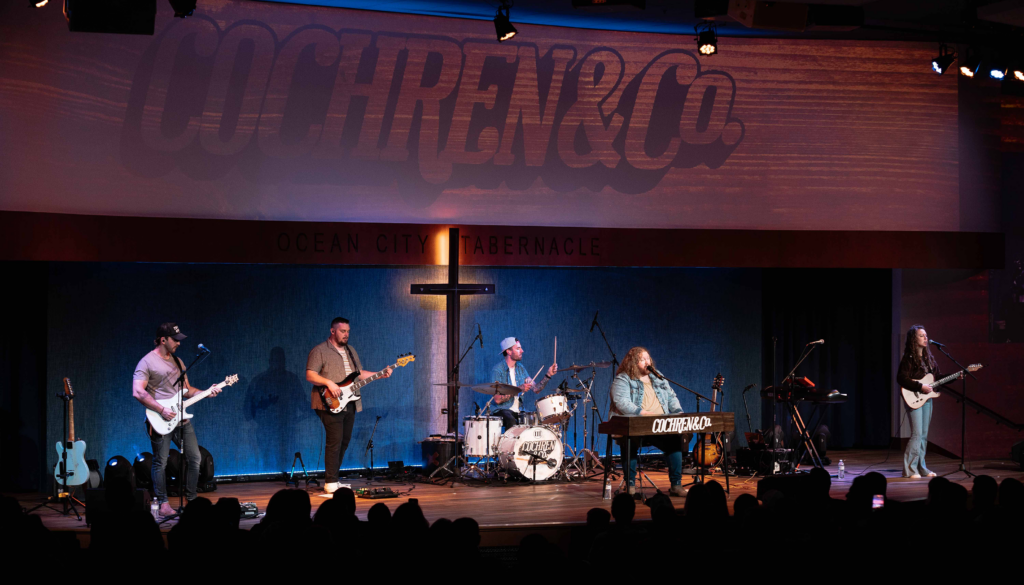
[531,365,544,386]
[554,336,557,366]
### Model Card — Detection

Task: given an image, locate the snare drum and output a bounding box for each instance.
[463,416,502,457]
[496,425,564,481]
[537,395,570,424]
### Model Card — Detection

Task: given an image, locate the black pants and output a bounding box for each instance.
[497,409,519,431]
[318,403,356,484]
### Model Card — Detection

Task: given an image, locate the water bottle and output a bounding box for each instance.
[603,482,612,500]
[150,497,159,520]
[838,459,845,479]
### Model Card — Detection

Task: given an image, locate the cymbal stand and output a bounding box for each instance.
[573,368,604,478]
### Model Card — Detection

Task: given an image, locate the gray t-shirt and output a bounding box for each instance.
[306,341,363,412]
[134,351,186,401]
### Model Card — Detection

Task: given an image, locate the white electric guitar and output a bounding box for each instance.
[146,374,238,435]
[901,364,982,410]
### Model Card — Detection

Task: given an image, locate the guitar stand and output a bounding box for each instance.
[28,391,83,520]
[286,451,318,488]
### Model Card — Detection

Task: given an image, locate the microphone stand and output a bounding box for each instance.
[776,343,821,473]
[590,312,617,454]
[935,344,978,479]
[433,329,482,484]
[167,348,211,517]
[365,415,382,482]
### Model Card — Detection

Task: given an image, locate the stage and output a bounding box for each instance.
[20,449,1023,548]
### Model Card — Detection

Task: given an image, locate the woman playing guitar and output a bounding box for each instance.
[897,325,951,479]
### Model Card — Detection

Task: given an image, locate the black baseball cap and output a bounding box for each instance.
[156,323,187,341]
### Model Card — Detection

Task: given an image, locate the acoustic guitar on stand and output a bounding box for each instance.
[900,364,982,410]
[692,373,725,469]
[317,354,415,414]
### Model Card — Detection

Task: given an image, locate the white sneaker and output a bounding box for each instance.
[908,473,922,479]
[324,482,339,494]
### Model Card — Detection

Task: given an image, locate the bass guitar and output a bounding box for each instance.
[54,377,89,487]
[692,373,725,468]
[146,374,239,436]
[901,364,983,410]
[317,354,415,414]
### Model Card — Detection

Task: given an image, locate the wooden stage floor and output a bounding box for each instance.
[18,449,1023,546]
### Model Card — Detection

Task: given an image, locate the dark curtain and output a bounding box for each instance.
[761,269,892,450]
[0,262,48,492]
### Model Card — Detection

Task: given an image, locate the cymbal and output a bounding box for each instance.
[556,361,612,373]
[470,381,520,395]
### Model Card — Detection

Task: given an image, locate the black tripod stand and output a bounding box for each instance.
[365,415,383,482]
[935,343,980,479]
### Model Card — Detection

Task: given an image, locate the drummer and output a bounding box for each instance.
[489,337,558,430]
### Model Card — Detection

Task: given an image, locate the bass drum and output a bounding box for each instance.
[496,425,563,481]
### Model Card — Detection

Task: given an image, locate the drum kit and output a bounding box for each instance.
[433,361,612,482]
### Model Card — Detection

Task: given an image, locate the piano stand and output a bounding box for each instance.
[786,401,826,469]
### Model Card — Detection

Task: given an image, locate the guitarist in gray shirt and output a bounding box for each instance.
[132,323,221,517]
[306,317,392,494]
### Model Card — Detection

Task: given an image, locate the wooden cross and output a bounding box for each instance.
[411,227,495,432]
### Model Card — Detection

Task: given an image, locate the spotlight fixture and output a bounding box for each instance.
[990,56,1007,80]
[960,50,981,78]
[34,0,48,7]
[168,0,196,18]
[695,21,718,56]
[931,43,956,75]
[1015,69,1024,82]
[494,2,517,43]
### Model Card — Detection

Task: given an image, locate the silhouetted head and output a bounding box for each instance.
[684,483,711,520]
[213,497,241,531]
[368,502,392,525]
[999,477,1024,513]
[705,480,729,519]
[333,487,356,516]
[733,493,759,518]
[972,475,998,512]
[808,466,832,498]
[453,517,481,549]
[611,492,636,524]
[586,507,611,532]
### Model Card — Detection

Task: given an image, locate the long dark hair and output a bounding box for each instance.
[616,347,655,380]
[903,324,937,371]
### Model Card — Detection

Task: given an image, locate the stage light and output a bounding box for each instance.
[168,0,196,18]
[34,0,49,7]
[960,51,981,78]
[133,452,154,489]
[494,2,517,42]
[1015,69,1024,82]
[989,56,1007,80]
[931,44,956,75]
[696,21,718,56]
[104,455,136,488]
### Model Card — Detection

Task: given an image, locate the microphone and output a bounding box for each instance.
[742,384,756,393]
[198,344,211,353]
[806,339,825,346]
[929,339,946,347]
[590,311,599,333]
[646,365,664,380]
[477,324,484,349]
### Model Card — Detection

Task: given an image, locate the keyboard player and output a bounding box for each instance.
[610,347,691,497]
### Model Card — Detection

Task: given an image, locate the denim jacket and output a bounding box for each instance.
[488,360,547,412]
[610,373,683,416]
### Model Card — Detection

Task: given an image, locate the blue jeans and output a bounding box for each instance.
[150,421,201,503]
[618,435,688,486]
[903,400,933,477]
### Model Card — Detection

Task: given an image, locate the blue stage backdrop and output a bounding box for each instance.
[45,263,762,477]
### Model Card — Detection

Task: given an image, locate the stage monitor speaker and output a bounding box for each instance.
[1012,440,1024,470]
[197,446,216,492]
[85,487,150,527]
[65,0,157,35]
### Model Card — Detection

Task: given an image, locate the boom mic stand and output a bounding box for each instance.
[589,311,616,464]
[935,344,979,479]
[776,341,822,473]
[167,346,211,517]
[430,327,481,485]
[365,415,382,482]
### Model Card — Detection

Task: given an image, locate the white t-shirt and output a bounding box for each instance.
[509,365,520,412]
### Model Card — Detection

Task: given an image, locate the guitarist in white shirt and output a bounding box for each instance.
[306,317,392,494]
[132,323,221,517]
[896,325,957,479]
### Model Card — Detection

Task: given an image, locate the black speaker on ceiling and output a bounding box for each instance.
[64,0,157,35]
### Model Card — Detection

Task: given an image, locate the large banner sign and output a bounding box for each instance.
[1,2,958,230]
